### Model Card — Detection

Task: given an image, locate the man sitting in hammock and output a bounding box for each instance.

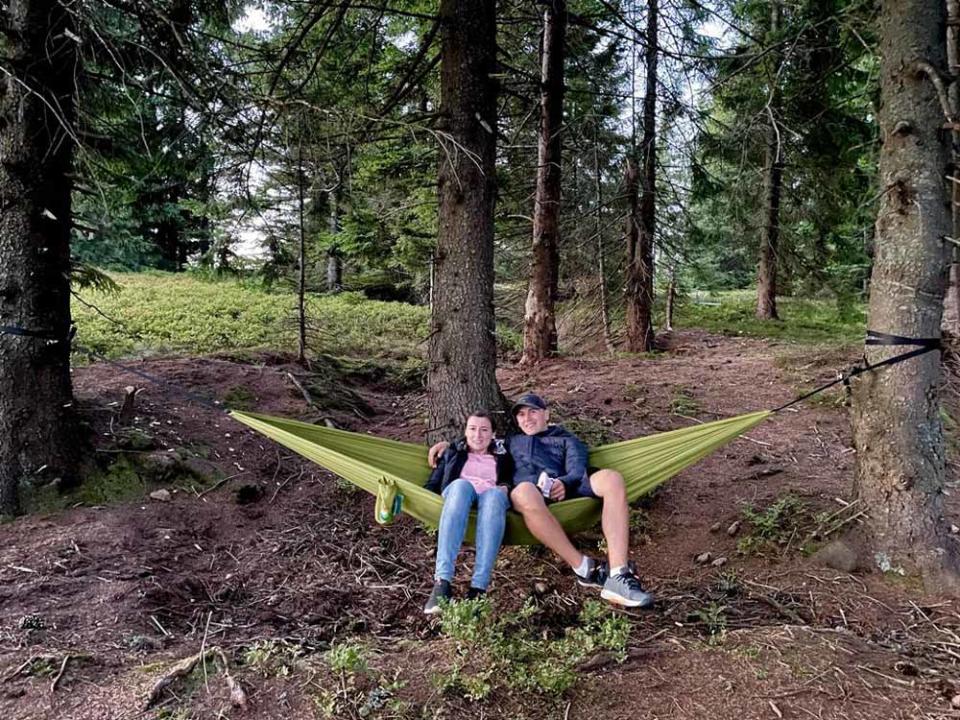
[430,393,654,608]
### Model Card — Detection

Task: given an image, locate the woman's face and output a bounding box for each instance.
[465,415,494,453]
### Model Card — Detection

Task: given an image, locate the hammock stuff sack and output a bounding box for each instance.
[231,409,771,546]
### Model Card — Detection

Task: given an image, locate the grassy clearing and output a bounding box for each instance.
[673,290,865,345]
[73,272,430,361]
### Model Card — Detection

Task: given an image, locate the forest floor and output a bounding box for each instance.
[1,330,959,720]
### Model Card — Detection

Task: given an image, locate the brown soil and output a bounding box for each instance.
[1,331,958,720]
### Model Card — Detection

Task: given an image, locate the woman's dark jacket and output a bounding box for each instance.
[425,438,514,495]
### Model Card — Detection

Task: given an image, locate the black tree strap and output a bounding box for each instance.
[0,324,75,343]
[772,329,942,413]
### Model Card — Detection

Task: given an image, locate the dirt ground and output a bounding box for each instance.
[1,330,959,720]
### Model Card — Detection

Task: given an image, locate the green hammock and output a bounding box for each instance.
[231,409,771,545]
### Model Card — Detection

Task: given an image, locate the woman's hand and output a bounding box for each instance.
[428,441,450,468]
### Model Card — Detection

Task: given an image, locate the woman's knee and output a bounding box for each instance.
[478,488,510,516]
[442,479,476,507]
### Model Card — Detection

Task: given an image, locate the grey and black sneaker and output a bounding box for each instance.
[423,579,453,615]
[600,569,654,608]
[575,557,608,588]
[465,586,486,601]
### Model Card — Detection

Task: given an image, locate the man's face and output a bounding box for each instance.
[515,406,549,435]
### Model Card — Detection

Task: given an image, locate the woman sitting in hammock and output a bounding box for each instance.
[422,410,514,614]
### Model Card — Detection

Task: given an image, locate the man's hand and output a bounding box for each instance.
[428,441,449,468]
[549,480,566,502]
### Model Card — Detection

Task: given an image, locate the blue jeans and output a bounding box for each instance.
[435,479,509,590]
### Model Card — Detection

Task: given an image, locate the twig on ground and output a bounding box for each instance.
[197,471,247,499]
[50,654,71,692]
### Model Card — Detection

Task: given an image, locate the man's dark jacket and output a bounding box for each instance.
[425,438,514,494]
[507,425,589,493]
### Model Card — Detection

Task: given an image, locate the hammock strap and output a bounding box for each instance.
[772,330,942,413]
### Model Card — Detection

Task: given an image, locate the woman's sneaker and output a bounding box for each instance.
[575,557,608,588]
[600,569,654,608]
[423,579,453,615]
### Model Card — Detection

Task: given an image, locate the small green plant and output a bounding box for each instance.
[669,388,701,416]
[312,687,339,718]
[737,495,807,556]
[692,602,728,644]
[241,639,302,677]
[436,598,631,698]
[326,641,370,676]
[715,569,741,596]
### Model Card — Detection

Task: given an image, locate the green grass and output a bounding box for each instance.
[673,290,865,345]
[72,272,430,361]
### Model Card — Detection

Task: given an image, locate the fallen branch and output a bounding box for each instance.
[144,646,247,710]
[50,654,71,692]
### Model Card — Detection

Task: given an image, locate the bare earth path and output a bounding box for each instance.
[0,331,957,719]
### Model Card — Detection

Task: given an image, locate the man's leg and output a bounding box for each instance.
[510,482,584,569]
[589,469,654,608]
[588,469,630,569]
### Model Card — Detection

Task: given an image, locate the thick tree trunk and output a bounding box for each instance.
[943,0,960,336]
[626,0,657,352]
[522,0,566,364]
[427,0,504,441]
[0,0,82,515]
[851,0,958,586]
[756,0,783,321]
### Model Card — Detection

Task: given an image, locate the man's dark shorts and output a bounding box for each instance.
[516,468,600,500]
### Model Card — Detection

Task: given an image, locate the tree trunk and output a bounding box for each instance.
[522,0,566,364]
[593,124,614,354]
[943,0,960,336]
[0,0,82,515]
[851,0,958,587]
[296,134,307,365]
[327,187,342,292]
[427,0,504,441]
[665,264,677,332]
[626,0,657,352]
[756,0,784,321]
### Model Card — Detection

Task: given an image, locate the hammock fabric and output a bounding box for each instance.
[231,409,771,545]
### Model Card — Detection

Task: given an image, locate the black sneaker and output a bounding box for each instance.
[575,557,608,588]
[601,569,654,609]
[465,586,486,601]
[423,579,453,615]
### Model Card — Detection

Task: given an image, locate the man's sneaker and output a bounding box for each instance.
[465,586,486,601]
[423,579,453,615]
[575,557,608,588]
[600,569,654,609]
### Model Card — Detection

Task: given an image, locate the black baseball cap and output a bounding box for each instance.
[512,393,547,415]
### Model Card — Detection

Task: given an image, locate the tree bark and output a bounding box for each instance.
[326,187,342,292]
[593,124,614,354]
[0,0,82,515]
[851,0,959,587]
[296,132,307,364]
[625,0,657,352]
[522,0,567,364]
[427,0,505,441]
[943,0,960,336]
[756,0,783,321]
